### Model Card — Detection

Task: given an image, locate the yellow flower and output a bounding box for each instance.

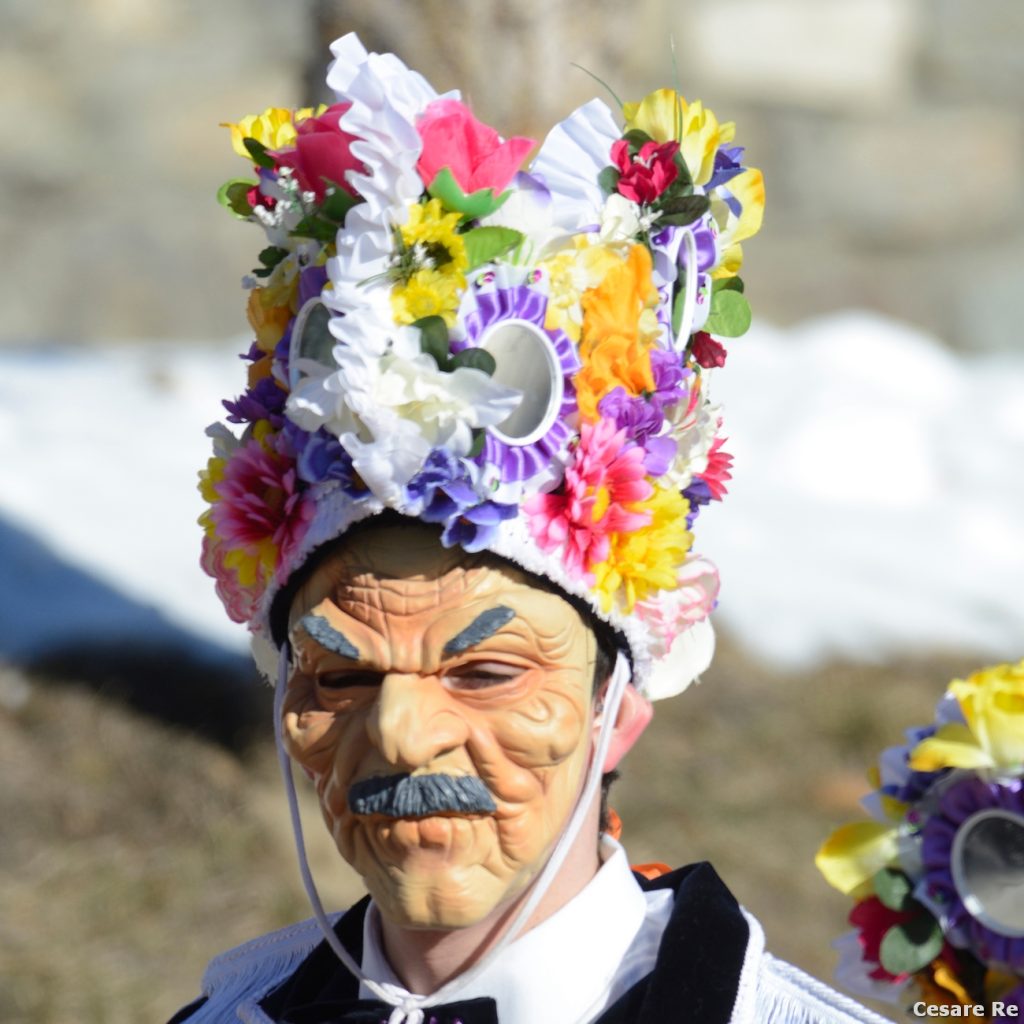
[391,199,468,326]
[574,245,661,422]
[223,542,276,587]
[910,660,1024,772]
[198,456,226,516]
[815,821,900,897]
[247,287,294,352]
[392,269,463,327]
[592,485,693,613]
[711,168,766,280]
[539,237,623,341]
[222,104,326,159]
[623,89,735,187]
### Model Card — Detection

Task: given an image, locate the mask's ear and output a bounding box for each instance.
[599,683,653,772]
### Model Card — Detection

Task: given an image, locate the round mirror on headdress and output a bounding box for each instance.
[951,808,1024,937]
[479,319,564,447]
[288,297,335,388]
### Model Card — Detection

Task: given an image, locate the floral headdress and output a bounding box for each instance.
[200,34,765,697]
[816,660,1024,1018]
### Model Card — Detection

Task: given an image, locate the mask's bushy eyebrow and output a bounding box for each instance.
[443,606,516,655]
[298,613,360,660]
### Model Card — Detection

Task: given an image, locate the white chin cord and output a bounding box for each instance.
[274,645,632,1024]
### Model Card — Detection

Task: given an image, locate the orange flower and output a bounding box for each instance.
[247,288,293,353]
[575,245,661,422]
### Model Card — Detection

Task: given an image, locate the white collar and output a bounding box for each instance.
[359,837,655,1024]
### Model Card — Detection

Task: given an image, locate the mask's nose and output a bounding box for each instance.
[364,672,470,770]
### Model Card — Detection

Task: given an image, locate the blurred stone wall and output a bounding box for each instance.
[0,0,313,344]
[313,0,1024,353]
[5,0,1022,350]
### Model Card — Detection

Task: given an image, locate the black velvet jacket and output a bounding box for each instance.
[169,862,750,1024]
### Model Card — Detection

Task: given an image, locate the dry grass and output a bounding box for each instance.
[0,641,985,1023]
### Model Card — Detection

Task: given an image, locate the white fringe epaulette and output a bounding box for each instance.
[186,916,332,1024]
[185,910,893,1024]
[733,913,892,1024]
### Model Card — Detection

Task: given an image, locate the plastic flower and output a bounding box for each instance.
[622,89,734,188]
[247,287,294,352]
[636,555,720,658]
[575,245,661,422]
[525,418,652,578]
[610,138,680,205]
[199,425,313,602]
[419,472,518,553]
[591,484,693,613]
[223,106,324,159]
[416,98,534,195]
[392,268,463,326]
[910,660,1024,773]
[273,102,363,202]
[540,237,623,342]
[691,331,727,369]
[390,199,468,326]
[710,167,766,280]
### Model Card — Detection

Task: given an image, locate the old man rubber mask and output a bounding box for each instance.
[283,522,601,929]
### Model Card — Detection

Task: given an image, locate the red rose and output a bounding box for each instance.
[611,138,680,205]
[274,103,362,203]
[416,98,534,195]
[691,331,727,369]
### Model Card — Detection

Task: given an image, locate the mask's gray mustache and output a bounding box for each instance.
[348,773,497,818]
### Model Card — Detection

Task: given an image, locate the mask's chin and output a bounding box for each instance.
[347,815,539,931]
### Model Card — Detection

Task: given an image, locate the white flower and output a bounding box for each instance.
[479,172,569,264]
[286,324,522,501]
[529,98,621,233]
[662,399,720,491]
[598,193,644,245]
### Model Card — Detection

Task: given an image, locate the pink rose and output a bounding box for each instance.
[416,98,534,194]
[274,103,362,202]
[611,138,680,205]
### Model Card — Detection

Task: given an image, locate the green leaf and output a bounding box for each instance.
[705,288,752,338]
[427,167,511,221]
[673,149,693,188]
[449,348,497,376]
[468,431,487,458]
[216,179,256,219]
[258,246,289,270]
[290,215,337,243]
[713,276,745,294]
[320,183,357,224]
[414,315,450,368]
[873,868,914,912]
[657,194,710,226]
[598,166,622,197]
[622,128,653,153]
[878,917,944,976]
[462,226,524,271]
[569,62,624,111]
[243,137,275,170]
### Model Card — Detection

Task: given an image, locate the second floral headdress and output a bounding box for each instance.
[200,33,765,697]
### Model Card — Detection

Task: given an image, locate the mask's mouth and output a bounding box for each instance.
[348,772,497,818]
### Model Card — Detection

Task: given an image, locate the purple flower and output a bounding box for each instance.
[682,477,712,528]
[598,387,664,443]
[649,349,688,408]
[414,456,517,553]
[298,264,328,308]
[223,373,287,426]
[707,145,746,192]
[284,423,366,495]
